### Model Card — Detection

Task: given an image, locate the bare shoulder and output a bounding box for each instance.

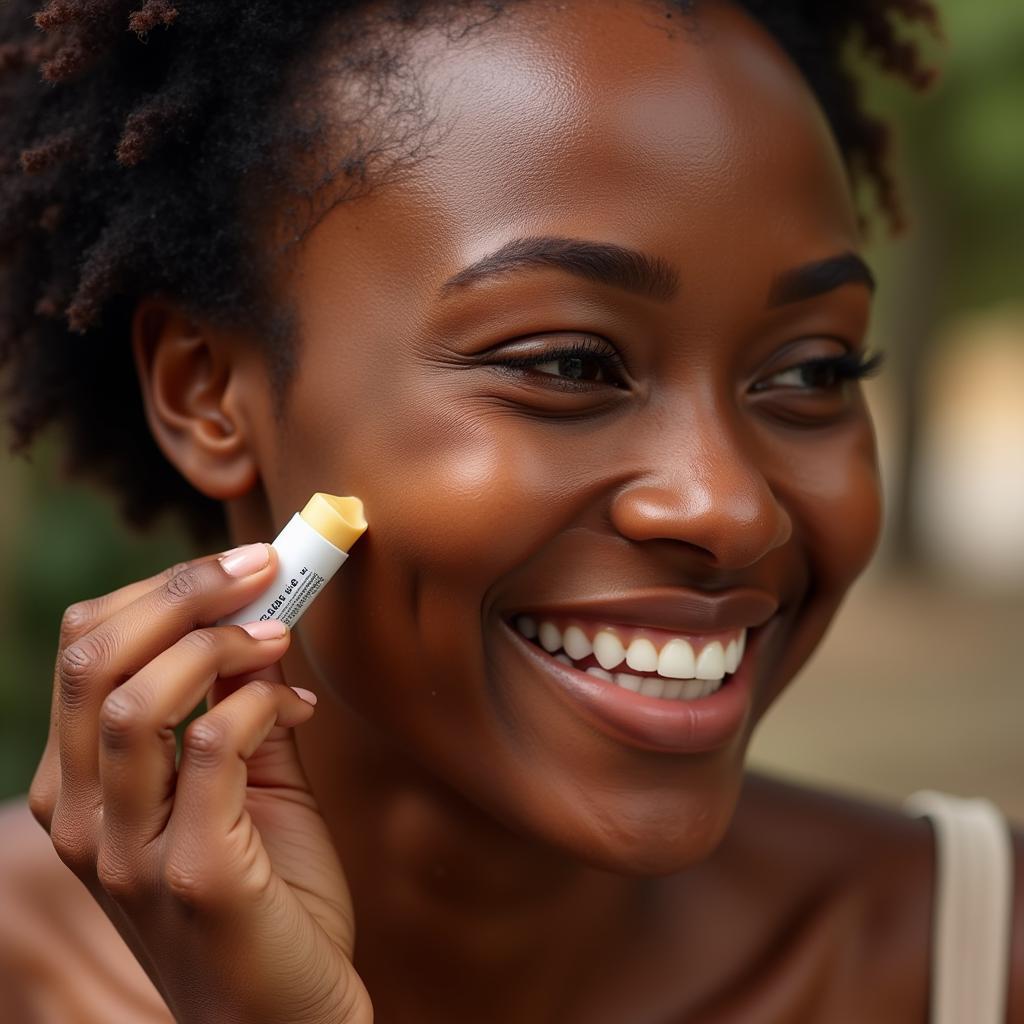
[722,772,938,1022]
[735,774,1024,1021]
[0,798,170,1024]
[733,771,939,905]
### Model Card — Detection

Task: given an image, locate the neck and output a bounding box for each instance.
[291,661,643,1019]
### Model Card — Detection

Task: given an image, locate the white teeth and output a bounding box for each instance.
[562,625,593,661]
[695,641,726,680]
[614,672,643,692]
[538,621,562,653]
[625,637,658,672]
[662,679,684,699]
[724,638,739,674]
[656,637,696,679]
[682,679,706,699]
[639,676,666,698]
[593,630,626,670]
[587,667,719,701]
[514,616,751,697]
[515,615,538,640]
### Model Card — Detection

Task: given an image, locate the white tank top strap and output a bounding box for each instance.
[903,789,1014,1024]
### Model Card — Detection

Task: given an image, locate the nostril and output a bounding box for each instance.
[607,477,792,570]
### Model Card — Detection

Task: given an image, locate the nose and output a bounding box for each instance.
[607,417,792,570]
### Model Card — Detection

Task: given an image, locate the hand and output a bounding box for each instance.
[28,544,372,1024]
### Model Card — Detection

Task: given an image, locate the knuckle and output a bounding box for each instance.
[163,560,194,584]
[59,636,101,678]
[245,678,278,703]
[49,819,95,878]
[182,627,220,657]
[95,849,139,901]
[98,688,149,749]
[160,567,203,608]
[58,634,108,704]
[60,601,97,643]
[27,777,56,830]
[162,858,216,908]
[182,718,228,762]
[163,843,269,910]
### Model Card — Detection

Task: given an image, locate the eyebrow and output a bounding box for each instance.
[767,252,876,307]
[441,237,875,308]
[441,236,679,302]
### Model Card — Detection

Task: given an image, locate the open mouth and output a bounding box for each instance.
[507,615,746,702]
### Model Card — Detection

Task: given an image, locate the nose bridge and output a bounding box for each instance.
[608,395,792,567]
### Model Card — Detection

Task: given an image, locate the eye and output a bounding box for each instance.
[490,335,627,388]
[752,349,886,393]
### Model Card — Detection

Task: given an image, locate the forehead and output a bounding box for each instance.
[415,3,847,209]
[289,0,859,313]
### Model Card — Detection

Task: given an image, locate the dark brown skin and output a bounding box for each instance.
[4,1,1023,1021]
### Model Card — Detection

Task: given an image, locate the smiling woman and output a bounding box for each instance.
[1,1,1020,1023]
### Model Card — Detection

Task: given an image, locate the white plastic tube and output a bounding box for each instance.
[218,493,367,629]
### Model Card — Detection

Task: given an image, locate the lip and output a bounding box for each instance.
[509,587,778,635]
[502,613,773,754]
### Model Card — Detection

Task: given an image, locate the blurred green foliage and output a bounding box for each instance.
[0,440,194,799]
[863,0,1024,313]
[1,0,1022,800]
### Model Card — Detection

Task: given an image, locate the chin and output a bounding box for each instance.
[521,763,746,877]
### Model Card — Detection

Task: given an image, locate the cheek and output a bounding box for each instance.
[285,394,573,716]
[793,425,884,589]
[370,428,554,581]
[749,421,882,721]
[277,343,560,585]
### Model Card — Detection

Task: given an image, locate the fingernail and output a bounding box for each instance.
[218,543,269,577]
[291,687,317,706]
[238,619,288,640]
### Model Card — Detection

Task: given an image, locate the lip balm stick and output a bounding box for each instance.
[218,493,367,628]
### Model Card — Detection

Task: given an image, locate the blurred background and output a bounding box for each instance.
[1,0,1022,821]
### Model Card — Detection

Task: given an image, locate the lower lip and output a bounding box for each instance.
[503,619,765,754]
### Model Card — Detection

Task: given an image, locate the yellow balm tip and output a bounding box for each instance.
[300,493,367,553]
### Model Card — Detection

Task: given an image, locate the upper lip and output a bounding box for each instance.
[509,587,779,634]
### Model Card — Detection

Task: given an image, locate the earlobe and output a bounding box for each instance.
[131,299,259,501]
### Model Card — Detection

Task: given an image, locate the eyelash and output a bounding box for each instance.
[492,339,887,391]
[751,348,888,392]
[492,336,627,386]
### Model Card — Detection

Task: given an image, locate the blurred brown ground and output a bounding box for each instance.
[749,568,1024,825]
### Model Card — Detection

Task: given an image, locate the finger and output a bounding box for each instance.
[98,620,292,854]
[61,550,229,648]
[165,680,316,890]
[208,651,288,706]
[29,551,226,833]
[56,544,278,812]
[207,660,315,790]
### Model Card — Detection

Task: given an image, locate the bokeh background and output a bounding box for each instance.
[2,0,1022,821]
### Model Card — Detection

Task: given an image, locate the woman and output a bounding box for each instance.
[1,0,1019,1021]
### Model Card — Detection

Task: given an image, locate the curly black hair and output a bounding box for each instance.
[0,0,941,546]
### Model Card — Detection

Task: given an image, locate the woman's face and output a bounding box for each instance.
[246,0,882,872]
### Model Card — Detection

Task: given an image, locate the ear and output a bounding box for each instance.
[131,298,259,501]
